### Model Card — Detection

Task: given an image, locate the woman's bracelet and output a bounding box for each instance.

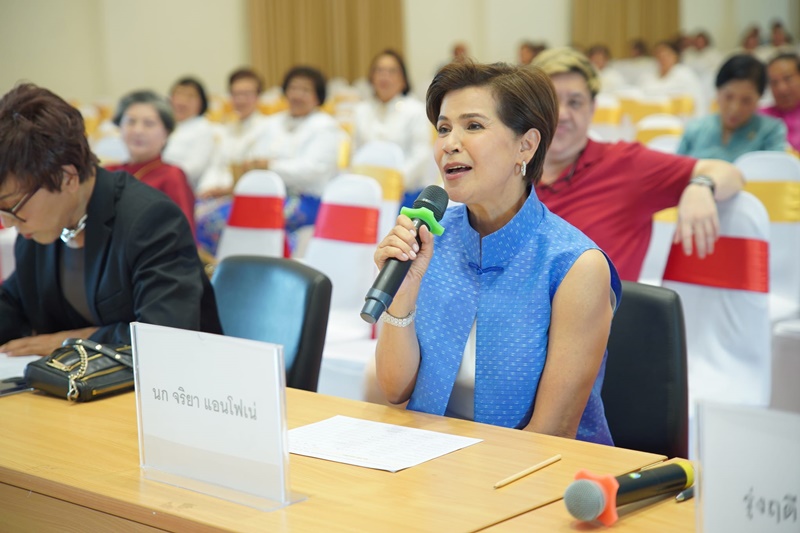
[380,307,416,327]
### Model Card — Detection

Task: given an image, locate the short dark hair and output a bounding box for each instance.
[715,54,767,94]
[228,68,263,94]
[369,49,411,96]
[655,40,681,57]
[426,61,557,186]
[767,52,800,72]
[282,66,327,105]
[0,83,98,192]
[170,77,209,116]
[112,90,176,133]
[587,44,611,59]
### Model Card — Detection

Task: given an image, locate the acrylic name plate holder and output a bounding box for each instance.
[131,322,304,511]
[696,402,799,532]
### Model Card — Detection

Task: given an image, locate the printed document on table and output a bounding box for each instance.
[289,415,482,472]
[0,353,39,380]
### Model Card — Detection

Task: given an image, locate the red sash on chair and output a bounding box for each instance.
[313,204,379,244]
[662,237,769,293]
[227,195,284,229]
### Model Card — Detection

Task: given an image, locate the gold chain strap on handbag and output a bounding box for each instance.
[67,344,89,402]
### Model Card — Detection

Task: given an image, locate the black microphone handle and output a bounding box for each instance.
[616,463,689,506]
[360,218,426,323]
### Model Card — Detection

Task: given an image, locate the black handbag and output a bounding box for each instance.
[25,338,134,402]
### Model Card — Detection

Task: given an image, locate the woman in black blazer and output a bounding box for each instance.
[0,83,221,356]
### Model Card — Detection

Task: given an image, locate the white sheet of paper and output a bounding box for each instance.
[288,415,482,472]
[0,353,40,380]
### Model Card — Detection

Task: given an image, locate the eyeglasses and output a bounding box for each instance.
[0,186,40,223]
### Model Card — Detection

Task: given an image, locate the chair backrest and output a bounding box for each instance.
[216,170,286,262]
[663,192,771,413]
[602,281,688,459]
[734,151,800,321]
[304,174,381,342]
[211,256,332,392]
[92,136,129,166]
[351,140,404,171]
[635,113,684,144]
[0,226,17,281]
[646,133,682,154]
[638,207,677,286]
[351,141,405,239]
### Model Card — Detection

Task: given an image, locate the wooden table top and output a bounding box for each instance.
[0,389,665,532]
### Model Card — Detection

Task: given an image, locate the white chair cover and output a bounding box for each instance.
[734,151,800,322]
[306,174,382,399]
[646,134,682,154]
[663,192,771,415]
[771,319,800,413]
[92,136,129,166]
[351,141,405,241]
[0,226,17,281]
[635,113,684,144]
[215,170,286,262]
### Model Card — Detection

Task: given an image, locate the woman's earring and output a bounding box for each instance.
[521,160,527,176]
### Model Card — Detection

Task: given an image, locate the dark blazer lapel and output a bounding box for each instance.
[83,167,118,324]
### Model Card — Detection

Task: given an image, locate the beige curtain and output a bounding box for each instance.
[249,0,404,89]
[571,0,680,60]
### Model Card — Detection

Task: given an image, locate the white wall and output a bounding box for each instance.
[0,0,247,105]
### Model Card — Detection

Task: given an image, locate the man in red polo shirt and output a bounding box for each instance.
[532,48,745,281]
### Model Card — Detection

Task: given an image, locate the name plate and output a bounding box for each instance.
[131,322,300,510]
[697,402,799,532]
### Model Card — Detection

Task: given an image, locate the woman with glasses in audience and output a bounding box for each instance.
[0,84,221,357]
[374,61,621,444]
[162,77,217,191]
[352,50,435,208]
[677,55,787,162]
[106,90,196,234]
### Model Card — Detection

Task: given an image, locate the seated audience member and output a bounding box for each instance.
[756,21,795,63]
[587,44,626,93]
[639,40,705,116]
[196,66,341,255]
[163,77,217,190]
[682,31,724,78]
[196,68,269,198]
[531,48,745,281]
[106,90,196,234]
[678,55,787,161]
[352,50,434,208]
[0,84,221,356]
[374,61,621,445]
[518,41,538,66]
[761,52,800,152]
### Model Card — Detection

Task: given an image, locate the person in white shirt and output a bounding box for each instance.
[162,77,216,191]
[196,66,341,255]
[197,68,269,198]
[587,44,627,93]
[639,40,706,117]
[352,50,434,208]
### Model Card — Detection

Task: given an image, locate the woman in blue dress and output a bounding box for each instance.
[373,62,622,445]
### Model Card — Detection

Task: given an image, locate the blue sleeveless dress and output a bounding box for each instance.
[409,191,621,445]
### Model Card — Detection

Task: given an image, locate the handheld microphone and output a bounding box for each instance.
[563,460,694,526]
[360,185,449,324]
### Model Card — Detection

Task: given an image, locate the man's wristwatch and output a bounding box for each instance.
[689,175,716,195]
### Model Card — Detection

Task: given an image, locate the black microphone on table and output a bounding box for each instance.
[563,460,694,526]
[360,185,449,324]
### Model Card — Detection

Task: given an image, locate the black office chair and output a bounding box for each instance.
[602,281,689,458]
[211,256,332,392]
